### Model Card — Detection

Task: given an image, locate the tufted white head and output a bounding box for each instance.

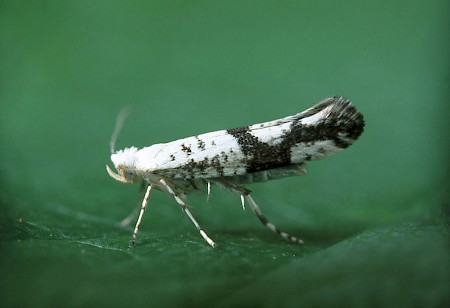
[105,109,140,183]
[107,147,140,183]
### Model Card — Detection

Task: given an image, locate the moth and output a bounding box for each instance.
[106,96,365,248]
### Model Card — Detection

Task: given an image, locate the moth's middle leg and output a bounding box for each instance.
[159,178,217,248]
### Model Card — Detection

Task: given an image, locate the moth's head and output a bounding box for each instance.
[106,109,140,183]
[106,147,139,183]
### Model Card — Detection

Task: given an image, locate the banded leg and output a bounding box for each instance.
[212,179,303,244]
[131,184,153,246]
[246,195,304,244]
[159,178,217,248]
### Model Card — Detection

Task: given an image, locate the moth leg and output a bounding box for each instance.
[159,178,217,248]
[213,179,303,244]
[130,184,153,246]
[240,195,246,210]
[120,203,140,227]
[206,181,211,202]
[245,194,304,244]
[120,180,147,227]
[211,179,248,210]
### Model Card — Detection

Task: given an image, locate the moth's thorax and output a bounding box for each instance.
[132,143,166,171]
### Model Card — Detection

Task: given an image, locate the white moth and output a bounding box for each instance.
[106,96,365,248]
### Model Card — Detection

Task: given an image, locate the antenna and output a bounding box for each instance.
[110,108,130,154]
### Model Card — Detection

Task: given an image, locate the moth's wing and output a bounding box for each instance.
[140,96,363,180]
[137,130,248,179]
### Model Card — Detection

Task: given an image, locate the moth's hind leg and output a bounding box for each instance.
[215,179,304,244]
[245,194,304,244]
[159,178,217,248]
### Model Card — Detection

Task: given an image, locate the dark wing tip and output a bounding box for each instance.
[327,96,365,147]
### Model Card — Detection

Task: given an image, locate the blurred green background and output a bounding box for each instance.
[1,1,448,306]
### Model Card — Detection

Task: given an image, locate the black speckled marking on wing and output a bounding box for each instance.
[227,126,289,173]
[196,136,206,151]
[166,155,226,179]
[181,143,192,154]
[227,97,364,173]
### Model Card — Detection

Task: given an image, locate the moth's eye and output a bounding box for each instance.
[126,170,135,178]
